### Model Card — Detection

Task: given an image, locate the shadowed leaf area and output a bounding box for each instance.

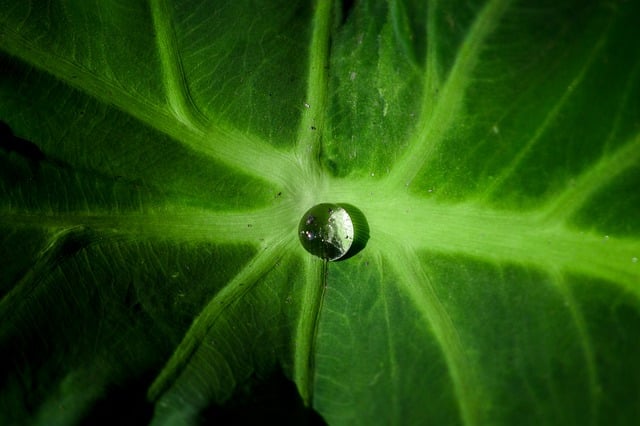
[1,0,639,425]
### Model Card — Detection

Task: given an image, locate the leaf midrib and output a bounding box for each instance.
[320,176,640,293]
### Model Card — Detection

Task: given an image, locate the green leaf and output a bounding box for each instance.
[2,0,639,424]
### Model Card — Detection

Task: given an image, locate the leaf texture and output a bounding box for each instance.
[1,0,639,424]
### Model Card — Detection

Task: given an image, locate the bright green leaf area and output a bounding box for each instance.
[1,0,640,424]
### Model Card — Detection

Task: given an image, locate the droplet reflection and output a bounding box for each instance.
[298,203,355,261]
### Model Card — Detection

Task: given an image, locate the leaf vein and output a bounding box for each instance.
[386,244,479,426]
[385,0,511,188]
[148,235,295,401]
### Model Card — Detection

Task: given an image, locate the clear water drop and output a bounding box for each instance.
[298,203,368,261]
[633,257,638,264]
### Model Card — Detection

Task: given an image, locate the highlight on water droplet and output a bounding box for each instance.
[298,203,369,261]
[300,230,315,241]
[633,257,638,264]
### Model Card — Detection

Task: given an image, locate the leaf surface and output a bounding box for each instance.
[1,0,639,424]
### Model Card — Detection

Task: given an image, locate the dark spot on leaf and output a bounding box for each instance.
[129,301,143,315]
[80,370,155,425]
[340,0,356,25]
[322,158,339,175]
[48,226,94,265]
[201,368,326,425]
[0,121,46,165]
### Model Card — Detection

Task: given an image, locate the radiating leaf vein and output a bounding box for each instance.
[479,21,610,200]
[550,270,599,425]
[386,244,477,426]
[294,0,333,181]
[0,25,294,188]
[542,132,640,223]
[386,0,511,188]
[148,234,295,401]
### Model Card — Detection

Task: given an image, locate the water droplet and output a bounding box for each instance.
[298,203,369,261]
[633,257,638,264]
[304,102,310,108]
[603,235,609,242]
